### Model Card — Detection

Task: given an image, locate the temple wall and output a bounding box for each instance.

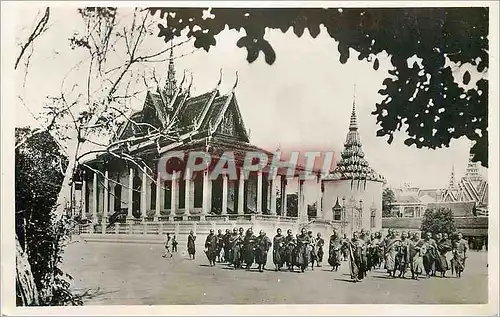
[322,179,383,232]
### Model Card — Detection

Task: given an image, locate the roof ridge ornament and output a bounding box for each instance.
[216,68,223,89]
[232,71,239,92]
[187,72,194,95]
[179,70,187,90]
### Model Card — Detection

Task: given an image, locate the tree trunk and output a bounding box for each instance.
[16,235,39,306]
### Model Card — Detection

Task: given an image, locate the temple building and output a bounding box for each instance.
[441,153,488,215]
[322,101,385,235]
[384,146,488,250]
[71,55,385,247]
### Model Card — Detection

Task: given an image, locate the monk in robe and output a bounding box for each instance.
[340,233,349,261]
[296,228,311,273]
[214,229,223,262]
[307,231,317,270]
[273,228,286,271]
[255,230,272,272]
[315,232,325,267]
[284,229,297,271]
[370,232,383,269]
[423,232,437,277]
[435,233,452,277]
[346,231,367,282]
[242,228,257,270]
[222,229,231,263]
[187,230,196,260]
[409,232,426,280]
[229,228,243,268]
[396,231,410,278]
[384,229,401,278]
[360,230,370,272]
[452,232,469,278]
[328,228,342,271]
[204,229,218,267]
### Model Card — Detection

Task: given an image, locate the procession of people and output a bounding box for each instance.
[163,226,469,282]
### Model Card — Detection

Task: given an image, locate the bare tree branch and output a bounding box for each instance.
[15,7,50,70]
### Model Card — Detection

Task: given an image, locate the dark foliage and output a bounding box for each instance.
[148,7,488,167]
[15,128,82,306]
[420,207,456,235]
[382,187,396,217]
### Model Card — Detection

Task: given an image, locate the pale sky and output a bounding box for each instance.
[14,7,488,190]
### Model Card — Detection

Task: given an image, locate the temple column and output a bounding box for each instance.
[171,173,178,215]
[92,172,98,223]
[316,174,322,219]
[256,171,263,214]
[298,179,306,223]
[280,176,287,216]
[202,170,210,215]
[109,182,115,216]
[185,167,191,215]
[238,171,245,214]
[222,174,228,215]
[81,174,87,220]
[127,168,134,221]
[207,174,212,213]
[141,171,147,221]
[270,178,277,215]
[102,170,109,232]
[154,174,161,222]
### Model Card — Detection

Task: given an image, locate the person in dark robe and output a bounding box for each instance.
[284,229,297,271]
[396,231,410,278]
[423,232,437,277]
[409,232,426,280]
[435,233,452,277]
[359,229,370,274]
[172,235,178,253]
[451,232,469,278]
[296,228,311,273]
[373,232,385,269]
[346,231,367,282]
[255,230,272,272]
[222,229,231,263]
[315,232,325,267]
[340,233,349,261]
[242,228,257,270]
[187,230,196,260]
[328,228,342,271]
[204,229,218,266]
[307,231,317,270]
[273,228,286,271]
[162,233,173,258]
[215,229,224,262]
[229,228,242,268]
[384,229,401,278]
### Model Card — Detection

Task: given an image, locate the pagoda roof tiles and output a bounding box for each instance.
[326,101,384,182]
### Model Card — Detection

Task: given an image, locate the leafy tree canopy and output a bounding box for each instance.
[16,127,81,305]
[420,207,456,235]
[148,7,488,167]
[382,187,396,217]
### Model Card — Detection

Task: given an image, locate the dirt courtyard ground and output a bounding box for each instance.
[62,240,488,305]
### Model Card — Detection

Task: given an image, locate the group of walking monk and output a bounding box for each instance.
[201,226,469,282]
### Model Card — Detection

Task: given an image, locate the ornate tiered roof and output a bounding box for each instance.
[442,146,488,210]
[326,101,384,183]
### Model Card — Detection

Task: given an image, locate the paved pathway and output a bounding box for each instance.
[62,240,488,305]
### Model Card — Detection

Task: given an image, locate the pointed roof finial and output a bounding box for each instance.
[232,71,239,91]
[349,84,358,130]
[165,39,177,97]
